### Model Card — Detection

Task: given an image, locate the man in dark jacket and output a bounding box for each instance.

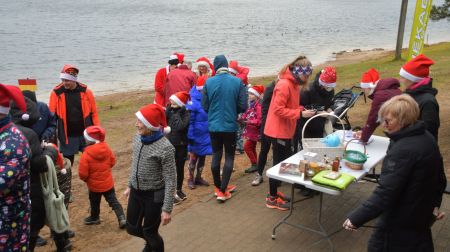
[343,95,446,251]
[22,90,56,142]
[399,54,439,141]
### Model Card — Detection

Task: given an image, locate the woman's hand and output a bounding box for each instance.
[301,109,316,118]
[343,219,357,231]
[434,207,445,220]
[161,211,172,226]
[123,187,130,201]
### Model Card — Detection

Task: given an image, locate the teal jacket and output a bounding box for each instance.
[201,66,247,132]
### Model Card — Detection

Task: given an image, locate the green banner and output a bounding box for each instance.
[408,0,433,60]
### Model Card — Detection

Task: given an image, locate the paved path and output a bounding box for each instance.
[111,174,450,252]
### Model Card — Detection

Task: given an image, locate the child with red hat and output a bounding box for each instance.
[240,85,264,175]
[166,91,191,204]
[78,125,126,229]
[125,103,176,252]
[399,54,440,141]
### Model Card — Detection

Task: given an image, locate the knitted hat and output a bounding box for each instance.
[248,85,265,99]
[228,60,240,74]
[360,68,380,89]
[135,104,171,133]
[60,64,79,82]
[318,66,337,88]
[170,91,190,107]
[0,83,26,115]
[196,75,207,90]
[399,54,434,83]
[173,52,185,64]
[84,125,106,143]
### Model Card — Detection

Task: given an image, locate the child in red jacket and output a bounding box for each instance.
[78,126,126,229]
[240,85,264,174]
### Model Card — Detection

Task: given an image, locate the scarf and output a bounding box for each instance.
[140,130,164,145]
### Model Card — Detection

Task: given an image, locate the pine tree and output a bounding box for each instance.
[430,0,450,21]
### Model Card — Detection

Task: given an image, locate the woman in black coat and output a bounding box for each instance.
[343,94,446,251]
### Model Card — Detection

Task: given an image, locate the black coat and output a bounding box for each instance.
[298,73,334,138]
[348,121,446,249]
[260,81,276,135]
[404,78,440,141]
[165,104,190,146]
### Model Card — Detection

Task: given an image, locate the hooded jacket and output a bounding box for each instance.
[360,78,401,143]
[186,86,212,156]
[22,90,57,141]
[404,78,439,141]
[264,69,304,139]
[201,55,248,132]
[78,142,116,193]
[240,100,262,141]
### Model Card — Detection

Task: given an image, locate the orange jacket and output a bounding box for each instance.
[48,83,100,144]
[154,66,169,107]
[78,142,116,192]
[264,69,304,139]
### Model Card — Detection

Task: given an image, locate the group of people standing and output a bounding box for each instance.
[0,51,447,252]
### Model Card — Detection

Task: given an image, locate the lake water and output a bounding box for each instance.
[1,0,449,101]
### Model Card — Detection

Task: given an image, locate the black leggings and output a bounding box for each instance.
[126,188,164,252]
[210,132,237,193]
[175,145,188,191]
[257,133,272,176]
[269,138,292,197]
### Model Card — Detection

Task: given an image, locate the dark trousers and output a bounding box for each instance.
[269,138,292,197]
[368,228,433,252]
[256,133,272,176]
[126,188,164,252]
[174,145,188,191]
[89,188,124,220]
[210,132,237,193]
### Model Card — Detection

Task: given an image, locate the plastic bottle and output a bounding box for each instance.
[332,156,340,172]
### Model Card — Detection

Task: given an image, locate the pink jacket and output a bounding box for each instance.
[264,69,304,139]
[240,100,262,141]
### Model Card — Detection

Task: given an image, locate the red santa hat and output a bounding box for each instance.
[248,85,265,99]
[0,83,27,115]
[399,54,434,83]
[360,68,380,89]
[46,143,65,169]
[59,64,79,82]
[318,66,337,88]
[196,57,213,71]
[170,91,190,107]
[173,52,185,64]
[228,60,240,75]
[196,75,207,90]
[135,104,171,134]
[84,125,106,143]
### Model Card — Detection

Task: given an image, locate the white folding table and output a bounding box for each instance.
[266,133,390,251]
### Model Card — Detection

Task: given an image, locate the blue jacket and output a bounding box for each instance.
[201,55,248,132]
[33,101,57,141]
[186,86,212,156]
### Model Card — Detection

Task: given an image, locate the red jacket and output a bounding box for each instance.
[241,100,262,141]
[154,66,170,107]
[361,78,401,143]
[78,142,116,193]
[164,65,196,107]
[264,69,304,139]
[48,83,99,144]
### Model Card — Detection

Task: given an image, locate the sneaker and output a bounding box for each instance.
[214,185,236,196]
[188,178,195,190]
[177,190,187,201]
[195,177,210,186]
[118,215,127,229]
[244,164,258,173]
[216,190,232,202]
[173,196,181,206]
[277,191,291,202]
[36,236,47,247]
[251,174,263,186]
[265,196,290,211]
[84,216,100,225]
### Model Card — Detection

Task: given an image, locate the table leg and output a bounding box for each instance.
[315,193,334,251]
[271,184,295,240]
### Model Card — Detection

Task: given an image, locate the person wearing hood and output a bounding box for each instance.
[0,84,31,252]
[78,126,126,229]
[354,68,402,144]
[264,55,314,211]
[399,54,440,141]
[22,90,56,143]
[343,94,446,251]
[10,94,71,251]
[201,55,248,202]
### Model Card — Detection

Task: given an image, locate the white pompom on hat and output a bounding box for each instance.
[135,104,171,134]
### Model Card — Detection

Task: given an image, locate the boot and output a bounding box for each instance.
[113,205,127,229]
[54,232,71,252]
[194,164,209,186]
[187,163,195,189]
[118,215,127,229]
[244,164,258,173]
